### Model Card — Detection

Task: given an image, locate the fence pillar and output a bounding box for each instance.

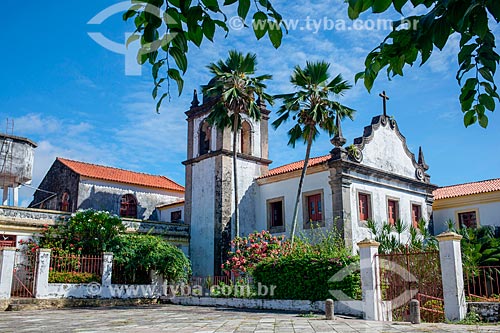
[0,247,16,299]
[34,249,51,298]
[436,232,466,321]
[102,252,113,287]
[358,239,382,321]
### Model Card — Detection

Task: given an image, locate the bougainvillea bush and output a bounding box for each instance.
[221,230,292,277]
[252,228,361,301]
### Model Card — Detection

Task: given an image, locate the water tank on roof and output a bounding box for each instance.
[0,133,37,206]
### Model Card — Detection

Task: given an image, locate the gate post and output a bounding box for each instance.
[102,252,113,287]
[34,249,51,298]
[0,247,16,299]
[358,239,382,321]
[436,232,466,321]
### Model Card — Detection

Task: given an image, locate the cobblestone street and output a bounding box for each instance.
[0,304,499,332]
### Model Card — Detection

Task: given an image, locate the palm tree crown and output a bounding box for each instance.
[273,61,354,146]
[272,60,355,245]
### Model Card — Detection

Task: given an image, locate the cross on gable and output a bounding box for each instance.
[379,91,389,118]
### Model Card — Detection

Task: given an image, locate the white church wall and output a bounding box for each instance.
[349,178,429,247]
[256,171,333,238]
[77,178,183,221]
[361,123,416,179]
[236,159,262,237]
[433,200,500,235]
[158,205,185,223]
[189,158,216,276]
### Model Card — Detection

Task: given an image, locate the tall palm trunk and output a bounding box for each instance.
[232,115,239,240]
[290,131,313,246]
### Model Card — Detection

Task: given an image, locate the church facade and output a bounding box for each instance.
[184,90,438,277]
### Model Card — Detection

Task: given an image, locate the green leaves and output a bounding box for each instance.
[353,0,499,128]
[125,0,284,112]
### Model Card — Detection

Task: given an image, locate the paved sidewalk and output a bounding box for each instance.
[0,304,498,332]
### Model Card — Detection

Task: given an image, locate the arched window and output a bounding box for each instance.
[120,194,137,218]
[240,121,252,155]
[60,192,70,212]
[199,120,211,155]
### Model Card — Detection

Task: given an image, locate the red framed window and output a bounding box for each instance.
[358,193,371,221]
[458,211,477,228]
[60,192,70,212]
[307,194,322,222]
[120,194,137,218]
[388,199,399,225]
[0,234,16,248]
[411,204,422,228]
[270,201,284,228]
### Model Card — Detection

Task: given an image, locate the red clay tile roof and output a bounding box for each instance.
[57,158,185,192]
[157,199,185,209]
[433,178,500,200]
[259,154,331,179]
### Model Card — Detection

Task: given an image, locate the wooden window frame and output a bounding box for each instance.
[455,209,480,229]
[386,197,400,226]
[411,203,422,228]
[356,190,373,223]
[170,210,182,222]
[267,197,285,233]
[120,194,138,218]
[302,189,325,229]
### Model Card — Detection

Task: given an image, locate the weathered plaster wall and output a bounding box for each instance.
[348,175,430,246]
[235,159,262,237]
[0,134,36,186]
[29,160,79,211]
[189,158,216,276]
[256,171,333,237]
[361,124,416,179]
[433,200,500,234]
[77,178,183,220]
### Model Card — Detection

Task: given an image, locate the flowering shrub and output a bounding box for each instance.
[221,230,291,277]
[48,271,100,284]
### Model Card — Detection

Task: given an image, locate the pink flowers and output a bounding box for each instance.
[221,230,292,277]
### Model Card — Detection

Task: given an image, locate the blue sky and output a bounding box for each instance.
[1,0,499,207]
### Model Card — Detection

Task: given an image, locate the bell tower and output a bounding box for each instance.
[183,89,272,276]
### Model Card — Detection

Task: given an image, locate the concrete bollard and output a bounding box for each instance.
[325,299,334,320]
[409,299,421,324]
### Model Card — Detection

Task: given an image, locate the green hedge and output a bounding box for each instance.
[252,254,361,301]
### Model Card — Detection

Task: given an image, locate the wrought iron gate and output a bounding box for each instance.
[377,250,444,322]
[11,251,37,298]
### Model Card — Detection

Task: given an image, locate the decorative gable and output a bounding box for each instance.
[349,116,430,183]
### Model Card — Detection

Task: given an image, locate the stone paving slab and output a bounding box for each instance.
[0,304,498,332]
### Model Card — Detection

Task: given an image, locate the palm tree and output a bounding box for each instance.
[272,61,354,246]
[202,50,273,240]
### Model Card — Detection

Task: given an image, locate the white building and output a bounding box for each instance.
[184,90,437,277]
[433,178,500,234]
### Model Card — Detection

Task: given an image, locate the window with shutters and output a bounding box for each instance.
[411,204,422,228]
[303,190,325,228]
[120,194,138,218]
[358,192,372,221]
[60,192,70,212]
[458,211,477,229]
[267,197,284,232]
[387,199,399,225]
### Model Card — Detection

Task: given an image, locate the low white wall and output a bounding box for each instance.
[168,296,363,317]
[45,283,163,299]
